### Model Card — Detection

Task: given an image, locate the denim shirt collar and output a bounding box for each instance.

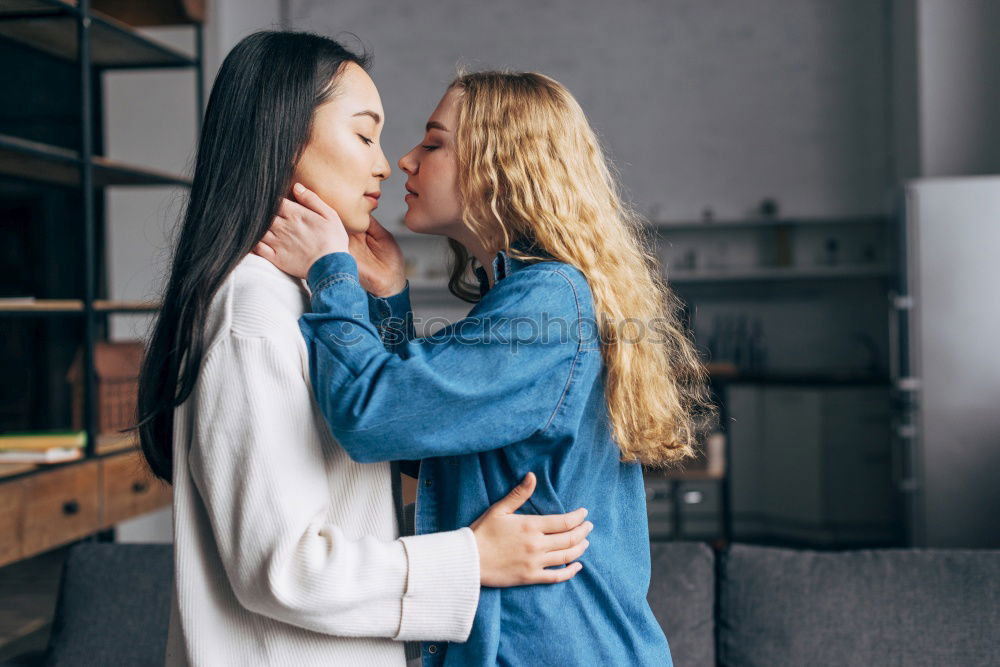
[473,236,549,297]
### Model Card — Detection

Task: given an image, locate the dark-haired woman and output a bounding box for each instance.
[136,32,591,666]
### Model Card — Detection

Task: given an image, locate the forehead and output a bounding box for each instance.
[327,62,383,117]
[428,87,460,124]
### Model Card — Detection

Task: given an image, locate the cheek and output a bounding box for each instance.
[294,140,369,228]
[425,154,461,214]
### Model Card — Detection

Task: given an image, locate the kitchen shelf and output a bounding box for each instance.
[0,133,191,188]
[666,263,893,284]
[651,215,888,232]
[0,0,197,69]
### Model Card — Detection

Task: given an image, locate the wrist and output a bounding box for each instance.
[370,277,408,298]
[306,251,359,292]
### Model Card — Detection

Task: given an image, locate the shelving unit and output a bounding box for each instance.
[651,215,887,232]
[0,132,192,187]
[0,0,201,583]
[666,263,893,284]
[651,215,902,548]
[0,0,197,68]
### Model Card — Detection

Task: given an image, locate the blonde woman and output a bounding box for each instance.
[256,71,715,665]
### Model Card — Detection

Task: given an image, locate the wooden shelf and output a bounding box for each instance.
[0,299,82,313]
[0,133,191,188]
[95,300,159,312]
[0,299,160,314]
[0,0,197,69]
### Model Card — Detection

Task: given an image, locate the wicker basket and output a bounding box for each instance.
[67,341,145,436]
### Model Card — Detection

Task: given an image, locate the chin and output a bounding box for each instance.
[403,211,440,236]
[342,213,370,234]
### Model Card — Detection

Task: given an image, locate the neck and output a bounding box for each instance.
[449,228,497,288]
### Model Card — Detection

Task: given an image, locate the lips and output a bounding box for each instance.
[404,183,419,197]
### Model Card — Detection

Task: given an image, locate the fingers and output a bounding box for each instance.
[278,197,313,221]
[542,520,594,552]
[292,182,338,220]
[253,241,275,259]
[540,538,590,568]
[531,506,588,534]
[537,561,583,584]
[488,472,536,515]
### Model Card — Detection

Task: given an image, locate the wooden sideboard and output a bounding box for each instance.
[0,451,171,568]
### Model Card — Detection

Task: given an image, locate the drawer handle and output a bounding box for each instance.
[62,500,80,515]
[132,481,149,494]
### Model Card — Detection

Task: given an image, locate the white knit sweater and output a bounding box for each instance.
[164,253,480,666]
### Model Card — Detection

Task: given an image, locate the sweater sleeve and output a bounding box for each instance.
[186,333,479,641]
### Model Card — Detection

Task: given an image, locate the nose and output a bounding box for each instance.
[375,146,391,180]
[398,146,418,175]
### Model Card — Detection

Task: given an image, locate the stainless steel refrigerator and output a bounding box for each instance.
[894,175,1000,548]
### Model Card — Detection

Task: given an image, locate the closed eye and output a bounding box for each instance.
[358,134,374,146]
[422,145,439,151]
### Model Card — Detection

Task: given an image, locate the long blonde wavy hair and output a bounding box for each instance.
[445,70,716,467]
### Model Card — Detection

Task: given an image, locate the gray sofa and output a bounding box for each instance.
[36,541,1000,666]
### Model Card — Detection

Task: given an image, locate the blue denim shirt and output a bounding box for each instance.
[301,246,672,666]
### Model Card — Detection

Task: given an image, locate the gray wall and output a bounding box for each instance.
[916,0,1000,176]
[289,0,893,227]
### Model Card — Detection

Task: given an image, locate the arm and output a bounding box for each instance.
[366,286,419,475]
[186,333,479,641]
[301,252,580,464]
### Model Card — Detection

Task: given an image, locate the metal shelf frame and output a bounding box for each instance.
[0,0,202,460]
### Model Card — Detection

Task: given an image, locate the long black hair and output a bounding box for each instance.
[137,31,370,482]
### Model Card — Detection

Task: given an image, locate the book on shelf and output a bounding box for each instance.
[0,448,83,464]
[0,431,86,451]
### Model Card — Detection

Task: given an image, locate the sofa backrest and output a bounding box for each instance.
[718,544,1000,667]
[647,542,717,667]
[45,543,172,666]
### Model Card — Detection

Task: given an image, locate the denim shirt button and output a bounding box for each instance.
[423,478,433,488]
[427,645,438,654]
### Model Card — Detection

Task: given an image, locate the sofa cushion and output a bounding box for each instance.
[45,543,172,666]
[648,541,717,667]
[718,544,1000,667]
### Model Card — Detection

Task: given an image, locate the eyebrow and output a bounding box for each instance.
[426,120,449,132]
[353,110,382,124]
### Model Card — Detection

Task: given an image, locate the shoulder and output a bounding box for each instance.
[492,261,594,319]
[204,254,310,346]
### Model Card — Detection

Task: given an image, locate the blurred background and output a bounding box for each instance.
[1,0,998,660]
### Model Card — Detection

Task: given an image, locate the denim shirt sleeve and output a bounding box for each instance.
[301,252,581,464]
[365,283,416,356]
